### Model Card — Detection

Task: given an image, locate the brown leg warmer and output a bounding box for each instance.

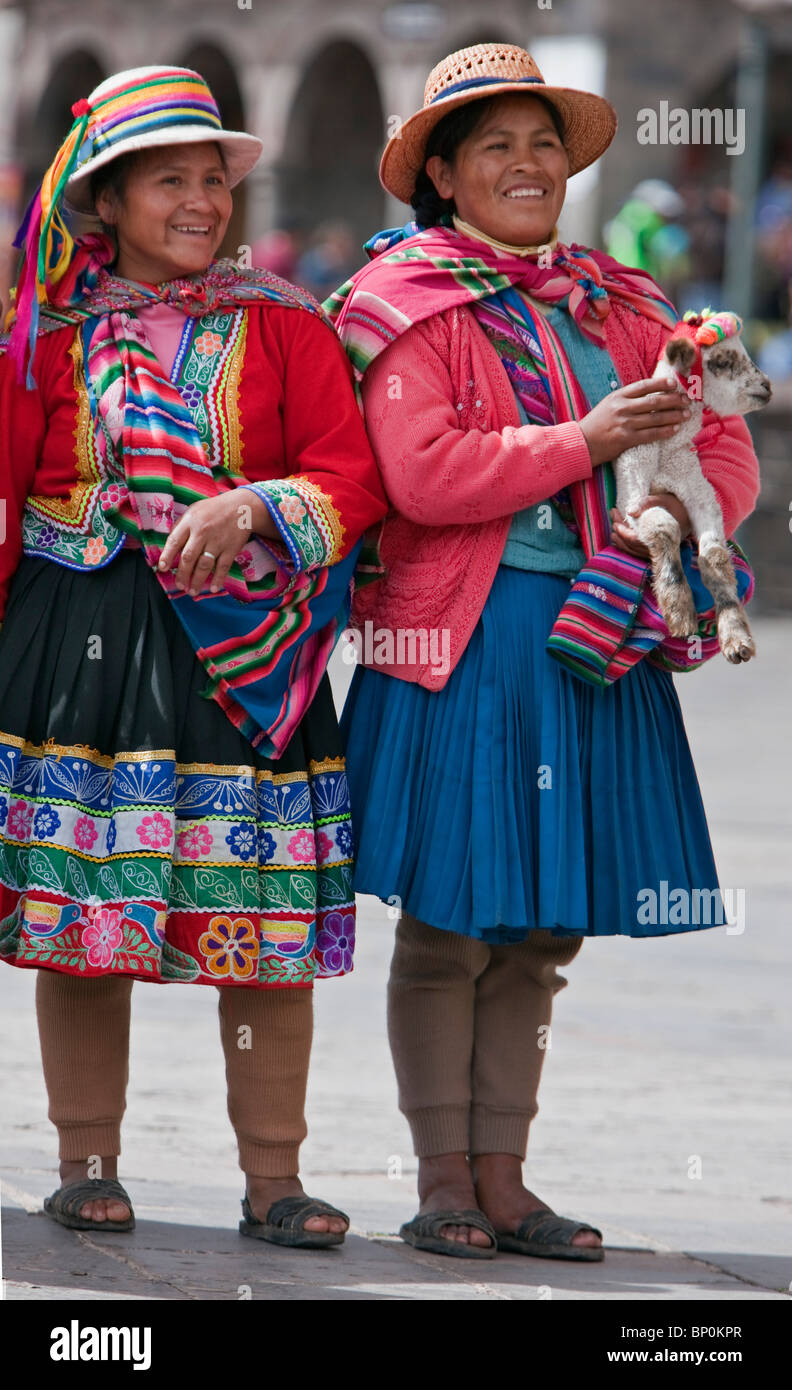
[35,969,133,1161]
[218,985,314,1178]
[387,912,490,1156]
[387,913,584,1159]
[470,929,584,1157]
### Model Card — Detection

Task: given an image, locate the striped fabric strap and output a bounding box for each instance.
[475,290,755,684]
[83,310,354,757]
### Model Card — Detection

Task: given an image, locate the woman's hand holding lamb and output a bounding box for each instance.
[579,377,692,467]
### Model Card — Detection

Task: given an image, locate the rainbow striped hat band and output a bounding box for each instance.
[7,65,261,381]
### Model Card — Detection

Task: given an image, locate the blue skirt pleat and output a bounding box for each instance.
[340,566,723,941]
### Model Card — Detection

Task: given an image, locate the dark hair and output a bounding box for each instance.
[89,149,145,211]
[410,93,566,227]
[88,140,229,224]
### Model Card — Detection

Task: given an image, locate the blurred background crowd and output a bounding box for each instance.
[0,0,789,604]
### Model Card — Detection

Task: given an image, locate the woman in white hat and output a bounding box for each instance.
[328,44,760,1260]
[0,66,386,1245]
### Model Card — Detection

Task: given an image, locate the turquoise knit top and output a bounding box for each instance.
[500,302,621,578]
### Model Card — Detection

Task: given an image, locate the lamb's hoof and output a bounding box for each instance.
[719,610,756,663]
[721,632,756,664]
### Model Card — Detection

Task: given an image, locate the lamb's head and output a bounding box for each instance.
[661,309,772,417]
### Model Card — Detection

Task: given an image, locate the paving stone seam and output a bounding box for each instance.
[677,1249,792,1298]
[76,1233,199,1301]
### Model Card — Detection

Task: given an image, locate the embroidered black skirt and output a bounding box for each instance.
[0,547,355,988]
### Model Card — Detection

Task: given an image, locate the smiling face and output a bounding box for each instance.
[424,93,569,246]
[94,141,233,284]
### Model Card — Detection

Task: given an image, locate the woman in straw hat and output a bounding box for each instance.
[326,43,759,1260]
[0,65,386,1245]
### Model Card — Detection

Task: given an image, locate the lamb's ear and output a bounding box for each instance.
[664,336,696,373]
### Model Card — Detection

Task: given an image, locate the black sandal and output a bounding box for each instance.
[399,1209,497,1260]
[43,1177,136,1233]
[496,1210,604,1261]
[238,1193,349,1248]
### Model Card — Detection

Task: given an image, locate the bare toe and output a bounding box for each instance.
[106,1200,131,1222]
[303,1215,330,1232]
[439,1224,462,1242]
[572,1229,601,1247]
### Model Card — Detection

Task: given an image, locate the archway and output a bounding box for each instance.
[20,50,105,210]
[277,39,385,275]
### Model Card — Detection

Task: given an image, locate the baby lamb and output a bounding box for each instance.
[614,309,771,663]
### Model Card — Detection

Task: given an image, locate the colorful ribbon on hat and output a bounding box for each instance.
[5,68,227,388]
[6,98,96,386]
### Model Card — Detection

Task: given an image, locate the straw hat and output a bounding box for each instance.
[64,65,263,212]
[380,43,617,205]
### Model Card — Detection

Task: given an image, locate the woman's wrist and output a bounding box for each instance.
[234,486,280,541]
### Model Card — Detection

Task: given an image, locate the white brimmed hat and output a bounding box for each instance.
[64,65,262,212]
[380,43,617,205]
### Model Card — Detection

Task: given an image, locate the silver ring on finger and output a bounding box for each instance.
[201,550,217,563]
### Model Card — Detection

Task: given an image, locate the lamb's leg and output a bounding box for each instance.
[615,443,698,637]
[684,486,755,663]
[629,505,699,636]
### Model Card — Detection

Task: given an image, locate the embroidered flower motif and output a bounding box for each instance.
[278,496,307,526]
[120,312,147,342]
[106,819,117,855]
[6,800,34,840]
[335,823,353,858]
[315,830,335,863]
[149,496,176,527]
[38,523,59,546]
[235,549,257,579]
[316,911,355,973]
[33,804,61,838]
[198,915,257,979]
[225,823,257,861]
[74,814,99,850]
[286,828,315,863]
[0,795,7,828]
[84,537,109,566]
[100,482,129,512]
[179,382,203,410]
[194,330,223,356]
[258,828,277,863]
[81,907,124,967]
[177,824,213,860]
[587,583,607,601]
[136,812,172,849]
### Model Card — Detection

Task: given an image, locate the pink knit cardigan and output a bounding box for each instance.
[350,299,761,690]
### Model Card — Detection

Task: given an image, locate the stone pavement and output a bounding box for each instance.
[1,618,790,1301]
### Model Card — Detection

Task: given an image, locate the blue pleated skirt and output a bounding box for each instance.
[340,566,726,941]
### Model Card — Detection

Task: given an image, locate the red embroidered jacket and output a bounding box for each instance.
[0,303,388,620]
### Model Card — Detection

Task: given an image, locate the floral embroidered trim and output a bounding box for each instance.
[174,308,244,467]
[291,477,346,564]
[20,310,252,576]
[240,477,346,571]
[221,311,246,477]
[0,733,355,987]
